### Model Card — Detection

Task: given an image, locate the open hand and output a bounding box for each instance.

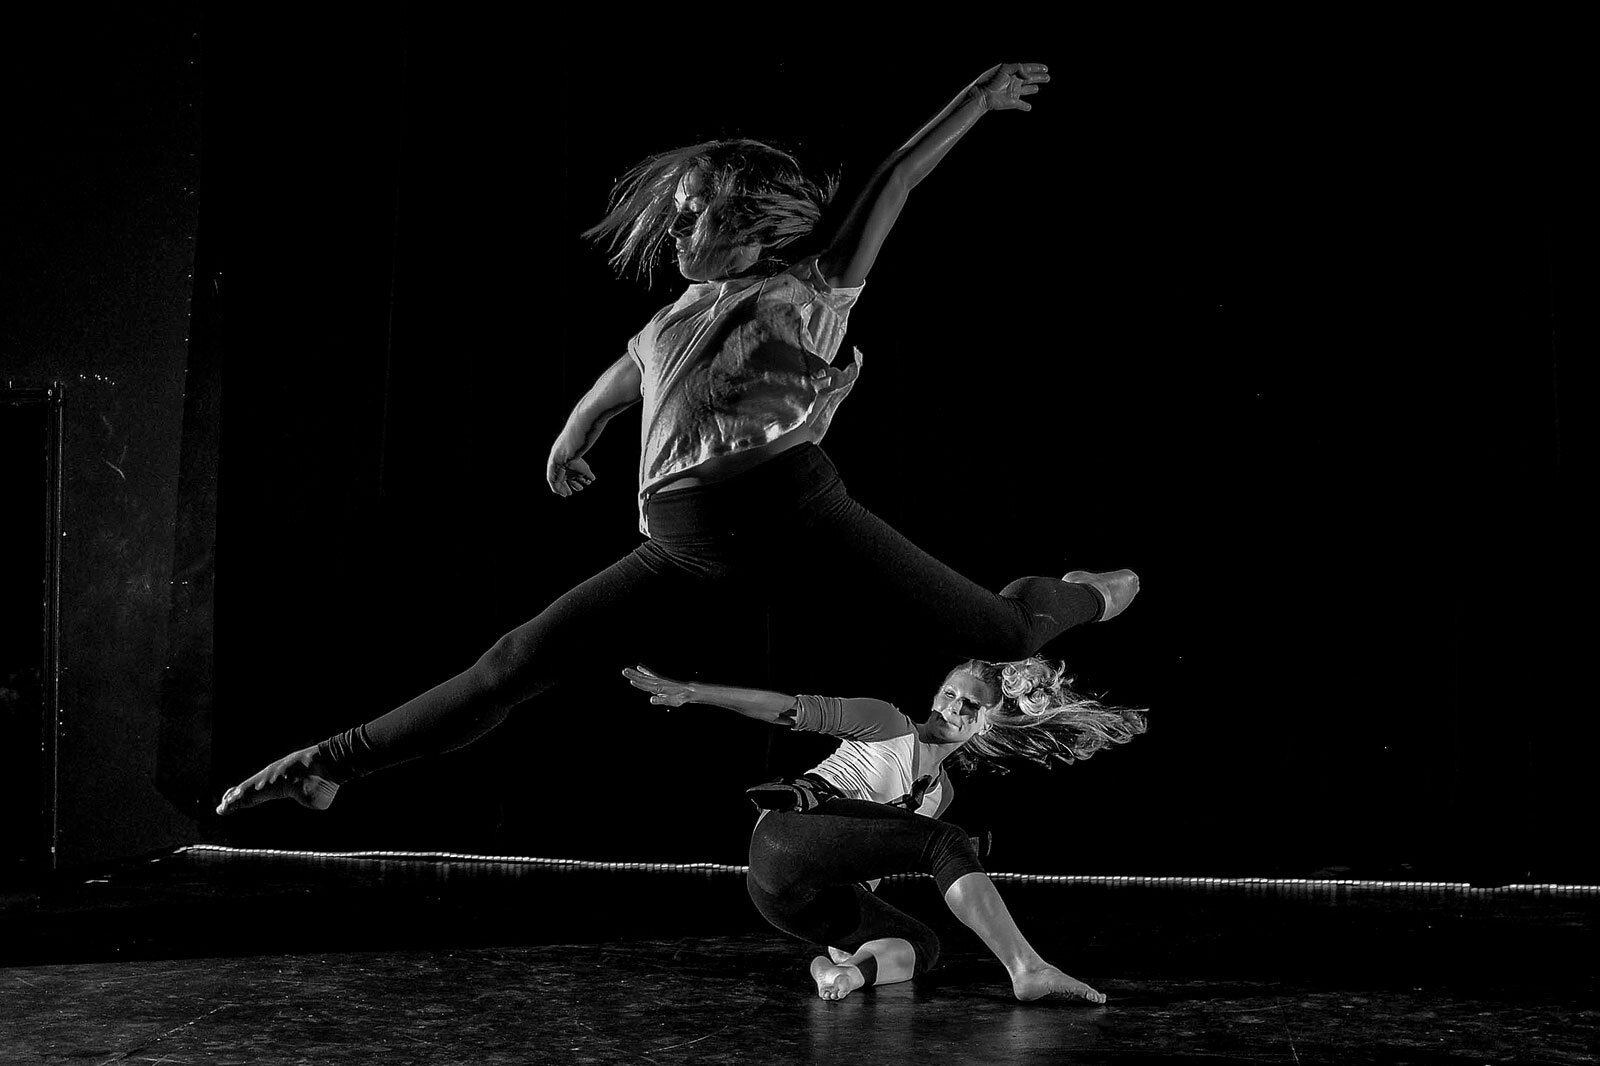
[974,62,1049,112]
[547,453,595,497]
[623,664,696,708]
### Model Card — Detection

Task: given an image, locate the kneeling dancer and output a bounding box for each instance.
[623,657,1147,1002]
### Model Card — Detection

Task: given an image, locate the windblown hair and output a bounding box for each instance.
[582,139,838,282]
[952,657,1148,773]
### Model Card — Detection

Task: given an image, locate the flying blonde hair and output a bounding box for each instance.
[953,657,1148,772]
[583,139,838,282]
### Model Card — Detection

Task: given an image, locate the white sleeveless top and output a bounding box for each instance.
[626,259,864,532]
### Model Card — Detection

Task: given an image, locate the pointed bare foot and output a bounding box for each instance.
[1063,568,1140,622]
[216,745,340,815]
[810,955,867,1001]
[1012,964,1106,1004]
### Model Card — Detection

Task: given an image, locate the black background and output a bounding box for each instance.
[5,9,1587,881]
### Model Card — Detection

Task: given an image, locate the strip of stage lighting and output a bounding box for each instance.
[172,845,1599,898]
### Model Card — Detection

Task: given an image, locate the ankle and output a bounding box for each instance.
[1006,952,1051,980]
[309,739,358,786]
[1062,568,1139,622]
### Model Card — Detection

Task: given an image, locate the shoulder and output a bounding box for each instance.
[795,256,865,302]
[757,257,864,307]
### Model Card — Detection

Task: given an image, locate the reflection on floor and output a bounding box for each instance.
[1,849,1595,1064]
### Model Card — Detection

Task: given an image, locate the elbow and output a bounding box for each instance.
[881,168,915,199]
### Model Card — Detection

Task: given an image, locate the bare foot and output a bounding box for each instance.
[810,955,867,1001]
[1063,568,1140,622]
[1012,964,1106,1005]
[215,745,341,816]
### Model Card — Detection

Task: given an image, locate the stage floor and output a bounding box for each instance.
[2,849,1595,1064]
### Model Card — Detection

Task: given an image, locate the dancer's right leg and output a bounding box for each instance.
[785,451,1139,662]
[217,544,689,815]
[943,872,1106,1004]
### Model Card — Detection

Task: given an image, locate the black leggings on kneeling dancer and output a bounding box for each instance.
[746,799,985,983]
[318,445,1102,776]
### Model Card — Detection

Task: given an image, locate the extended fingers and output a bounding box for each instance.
[987,63,1048,112]
[625,665,682,696]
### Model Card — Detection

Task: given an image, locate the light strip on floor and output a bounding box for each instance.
[170,845,1600,897]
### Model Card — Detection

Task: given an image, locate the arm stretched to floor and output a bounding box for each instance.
[546,354,642,497]
[815,62,1050,289]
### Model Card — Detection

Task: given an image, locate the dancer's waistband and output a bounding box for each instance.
[745,773,843,813]
[642,443,840,538]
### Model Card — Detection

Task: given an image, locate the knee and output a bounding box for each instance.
[745,872,805,939]
[746,832,789,901]
[745,873,774,917]
[973,587,1042,660]
[469,630,540,698]
[927,820,983,895]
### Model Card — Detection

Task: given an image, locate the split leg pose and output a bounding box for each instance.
[624,656,1147,1002]
[219,61,1138,816]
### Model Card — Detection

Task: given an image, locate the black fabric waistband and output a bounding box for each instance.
[643,443,839,539]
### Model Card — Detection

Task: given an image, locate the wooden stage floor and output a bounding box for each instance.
[2,849,1595,1064]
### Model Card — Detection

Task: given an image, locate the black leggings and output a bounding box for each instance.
[319,444,1101,775]
[747,799,985,980]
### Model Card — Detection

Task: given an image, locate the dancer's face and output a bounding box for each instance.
[921,668,998,746]
[671,168,760,282]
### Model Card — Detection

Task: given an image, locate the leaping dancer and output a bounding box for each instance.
[218,61,1138,817]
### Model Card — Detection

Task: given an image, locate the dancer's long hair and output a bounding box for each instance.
[951,657,1147,773]
[583,139,838,281]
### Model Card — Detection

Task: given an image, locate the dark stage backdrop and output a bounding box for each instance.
[1,7,202,869]
[12,15,1584,880]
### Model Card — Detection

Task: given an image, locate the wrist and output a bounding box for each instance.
[553,425,586,456]
[964,85,991,113]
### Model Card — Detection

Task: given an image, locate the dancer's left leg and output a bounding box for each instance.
[748,803,964,998]
[217,541,697,814]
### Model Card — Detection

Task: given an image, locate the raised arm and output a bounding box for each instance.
[546,354,642,497]
[815,62,1050,289]
[623,665,797,725]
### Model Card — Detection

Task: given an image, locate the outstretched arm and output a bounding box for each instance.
[546,354,642,497]
[815,62,1050,289]
[623,665,797,725]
